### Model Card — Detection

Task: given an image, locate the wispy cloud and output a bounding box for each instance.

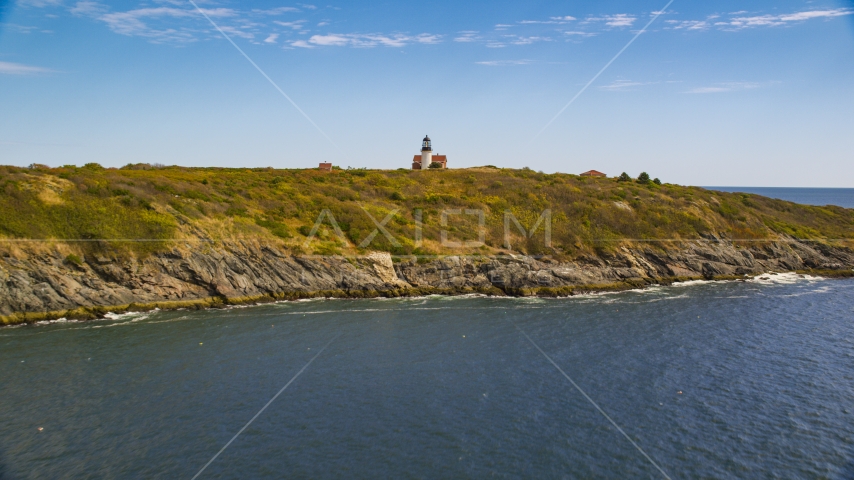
[585,14,637,28]
[293,33,441,48]
[666,19,711,31]
[15,0,63,7]
[415,34,442,44]
[67,1,311,43]
[475,59,531,66]
[454,31,480,42]
[273,20,306,30]
[251,7,300,15]
[0,61,54,75]
[38,3,854,51]
[564,30,597,38]
[217,24,254,40]
[685,82,761,93]
[508,35,550,45]
[482,33,556,48]
[598,79,655,91]
[75,4,238,43]
[4,24,40,33]
[299,34,346,46]
[659,9,852,32]
[70,1,106,16]
[720,9,853,29]
[517,15,576,25]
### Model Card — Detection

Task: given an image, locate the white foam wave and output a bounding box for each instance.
[34,317,78,326]
[670,279,719,288]
[10,271,840,331]
[640,293,690,303]
[90,314,152,328]
[145,315,195,325]
[103,311,148,321]
[777,285,833,297]
[748,272,822,285]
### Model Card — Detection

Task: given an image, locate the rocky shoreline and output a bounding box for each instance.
[2,237,853,325]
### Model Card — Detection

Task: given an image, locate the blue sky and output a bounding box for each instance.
[1,0,853,186]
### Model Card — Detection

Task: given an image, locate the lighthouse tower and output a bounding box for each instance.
[421,135,433,169]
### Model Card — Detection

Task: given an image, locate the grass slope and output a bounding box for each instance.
[1,163,853,259]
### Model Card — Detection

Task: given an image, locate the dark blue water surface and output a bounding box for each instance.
[706,187,854,209]
[2,274,854,479]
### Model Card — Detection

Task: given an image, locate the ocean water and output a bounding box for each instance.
[2,275,854,478]
[706,187,854,209]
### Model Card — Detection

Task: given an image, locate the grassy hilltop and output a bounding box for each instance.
[1,163,853,259]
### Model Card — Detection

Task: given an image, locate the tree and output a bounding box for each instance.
[618,172,631,182]
[637,172,651,184]
[428,162,442,169]
[653,178,662,185]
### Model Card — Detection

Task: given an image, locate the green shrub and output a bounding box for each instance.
[64,254,83,266]
[255,217,291,239]
[637,172,651,184]
[225,206,248,217]
[618,172,631,182]
[314,242,342,256]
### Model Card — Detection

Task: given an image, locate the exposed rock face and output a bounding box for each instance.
[1,237,852,321]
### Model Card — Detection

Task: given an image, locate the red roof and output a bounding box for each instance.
[580,170,606,177]
[412,156,448,171]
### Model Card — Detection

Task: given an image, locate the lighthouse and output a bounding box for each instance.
[410,135,448,169]
[421,135,433,169]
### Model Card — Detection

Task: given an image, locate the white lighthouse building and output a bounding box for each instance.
[421,135,433,169]
[411,135,447,169]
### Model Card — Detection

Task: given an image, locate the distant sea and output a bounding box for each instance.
[705,187,854,209]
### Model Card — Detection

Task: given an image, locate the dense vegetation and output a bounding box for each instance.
[1,163,853,258]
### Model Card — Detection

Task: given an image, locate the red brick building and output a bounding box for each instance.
[411,155,447,169]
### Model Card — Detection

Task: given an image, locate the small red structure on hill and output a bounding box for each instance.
[412,155,447,169]
[580,170,606,178]
[318,162,332,172]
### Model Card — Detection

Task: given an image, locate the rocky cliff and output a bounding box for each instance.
[2,236,853,325]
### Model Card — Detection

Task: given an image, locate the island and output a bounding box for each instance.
[1,163,852,325]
